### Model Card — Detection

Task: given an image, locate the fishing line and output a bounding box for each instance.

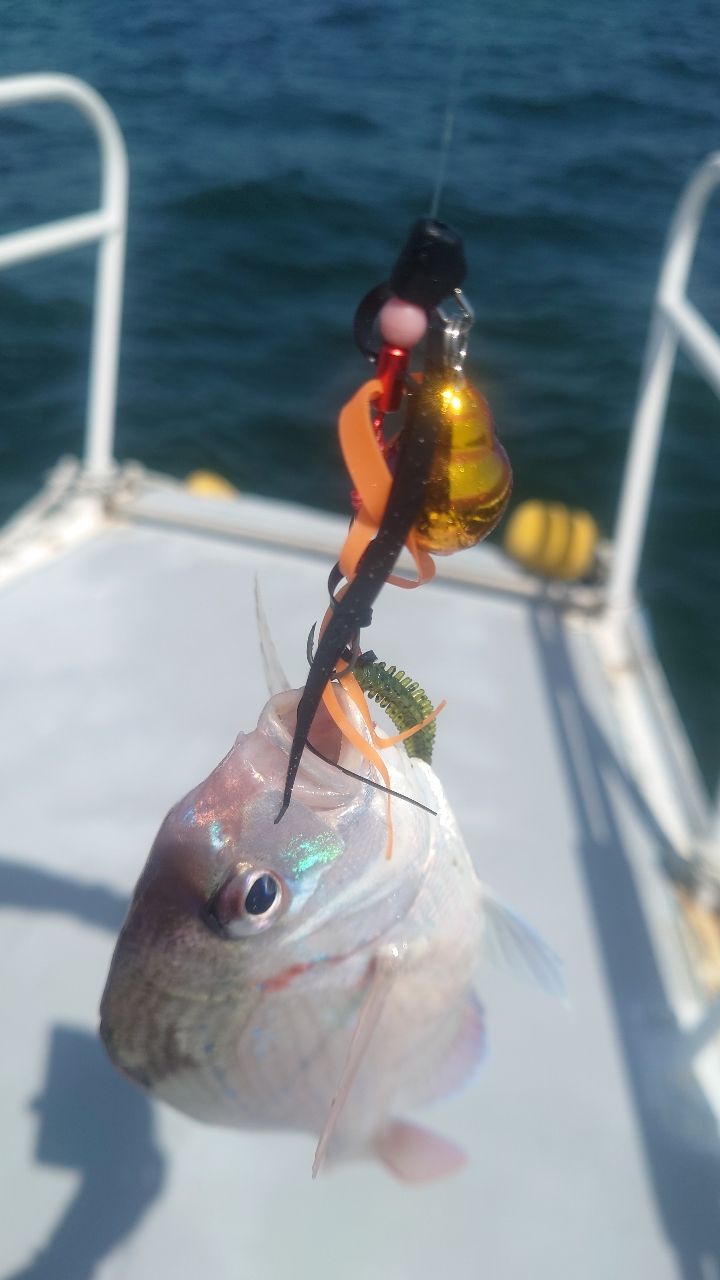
[305,741,437,816]
[285,20,473,819]
[429,1,474,220]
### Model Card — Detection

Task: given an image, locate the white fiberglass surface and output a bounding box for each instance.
[1,518,706,1279]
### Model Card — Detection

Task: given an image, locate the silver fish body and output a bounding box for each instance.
[100,687,560,1181]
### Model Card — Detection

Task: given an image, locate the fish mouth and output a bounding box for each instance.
[261,687,369,808]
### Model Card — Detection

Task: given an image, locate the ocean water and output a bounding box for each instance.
[0,0,718,787]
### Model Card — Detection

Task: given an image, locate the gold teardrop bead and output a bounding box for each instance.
[413,378,513,555]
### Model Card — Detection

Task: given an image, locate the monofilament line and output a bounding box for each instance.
[429,3,474,221]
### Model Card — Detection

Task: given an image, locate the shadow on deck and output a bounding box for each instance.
[1,864,164,1279]
[532,604,720,1280]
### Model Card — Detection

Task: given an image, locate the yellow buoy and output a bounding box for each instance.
[503,500,599,581]
[185,470,238,500]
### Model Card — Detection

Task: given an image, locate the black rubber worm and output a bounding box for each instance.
[274,392,436,823]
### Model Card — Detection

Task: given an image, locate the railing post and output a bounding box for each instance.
[604,310,678,625]
[0,74,128,479]
[82,96,128,479]
[605,153,720,635]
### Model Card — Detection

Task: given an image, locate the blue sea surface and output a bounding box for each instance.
[0,0,718,785]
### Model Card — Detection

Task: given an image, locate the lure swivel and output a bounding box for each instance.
[352,217,470,420]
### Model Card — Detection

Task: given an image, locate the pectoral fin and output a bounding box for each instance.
[374,1120,466,1184]
[478,886,565,1000]
[312,943,404,1178]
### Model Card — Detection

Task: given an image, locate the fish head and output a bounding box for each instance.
[100,687,433,1092]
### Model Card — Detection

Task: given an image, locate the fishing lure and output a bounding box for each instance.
[276,217,513,825]
[354,659,438,764]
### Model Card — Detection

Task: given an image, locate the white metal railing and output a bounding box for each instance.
[0,74,127,478]
[608,152,720,613]
[606,152,720,850]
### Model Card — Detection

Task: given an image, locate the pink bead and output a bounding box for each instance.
[378,297,428,349]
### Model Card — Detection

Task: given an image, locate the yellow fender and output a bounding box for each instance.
[504,500,599,581]
[185,470,238,500]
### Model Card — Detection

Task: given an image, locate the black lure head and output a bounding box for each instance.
[390,218,466,310]
[353,217,467,360]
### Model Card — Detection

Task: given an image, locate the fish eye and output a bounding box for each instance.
[208,868,287,938]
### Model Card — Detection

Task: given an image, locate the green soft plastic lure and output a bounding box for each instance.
[353,660,436,764]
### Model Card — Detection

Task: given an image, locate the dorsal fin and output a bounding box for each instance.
[254,579,290,696]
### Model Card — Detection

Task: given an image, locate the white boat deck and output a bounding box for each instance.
[2,472,719,1280]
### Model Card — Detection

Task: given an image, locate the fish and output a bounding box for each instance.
[100,618,562,1184]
